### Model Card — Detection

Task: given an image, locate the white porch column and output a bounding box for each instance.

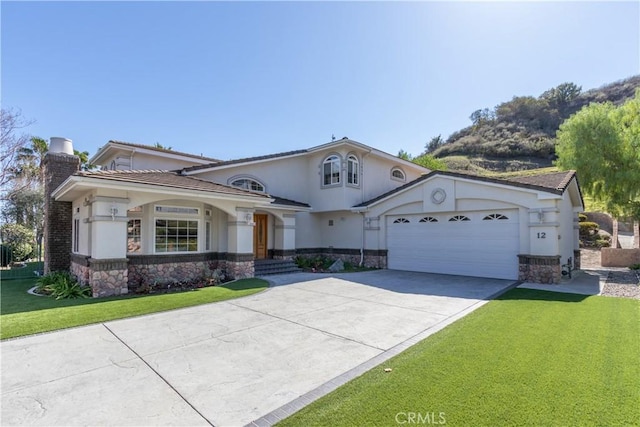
[225,208,255,278]
[273,213,296,259]
[82,196,130,297]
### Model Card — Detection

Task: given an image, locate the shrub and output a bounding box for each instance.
[36,271,91,300]
[579,222,599,237]
[0,223,35,262]
[294,255,333,271]
[629,264,640,270]
[578,213,588,222]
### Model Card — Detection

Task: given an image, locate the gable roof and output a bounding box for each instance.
[91,140,221,165]
[181,149,308,173]
[354,170,582,208]
[180,138,427,175]
[53,169,272,201]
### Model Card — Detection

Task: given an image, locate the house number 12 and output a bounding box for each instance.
[537,232,546,239]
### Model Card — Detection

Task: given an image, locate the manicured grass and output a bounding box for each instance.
[1,277,267,340]
[279,289,640,426]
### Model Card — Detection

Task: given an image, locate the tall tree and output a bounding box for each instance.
[425,135,444,153]
[0,108,34,191]
[555,90,640,221]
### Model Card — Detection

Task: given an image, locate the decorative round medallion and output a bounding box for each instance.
[430,188,447,205]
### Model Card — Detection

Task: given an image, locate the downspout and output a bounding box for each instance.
[359,148,372,267]
[360,211,366,267]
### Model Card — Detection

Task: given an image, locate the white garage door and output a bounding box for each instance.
[387,210,519,280]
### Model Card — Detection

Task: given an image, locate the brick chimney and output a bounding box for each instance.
[43,137,80,273]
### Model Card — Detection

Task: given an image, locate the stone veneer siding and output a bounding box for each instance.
[518,254,561,284]
[219,253,255,279]
[44,153,80,273]
[573,250,581,270]
[128,253,220,291]
[127,252,255,292]
[295,248,388,269]
[71,254,129,297]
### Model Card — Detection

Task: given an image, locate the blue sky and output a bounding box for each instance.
[2,1,639,161]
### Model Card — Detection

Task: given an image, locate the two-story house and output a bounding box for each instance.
[44,136,583,297]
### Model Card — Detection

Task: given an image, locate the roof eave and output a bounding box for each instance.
[52,175,273,204]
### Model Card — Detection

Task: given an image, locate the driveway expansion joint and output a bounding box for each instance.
[101,323,214,426]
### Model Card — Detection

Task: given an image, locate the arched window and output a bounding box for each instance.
[483,213,508,220]
[391,167,405,181]
[419,216,438,223]
[323,155,341,186]
[449,215,471,222]
[230,178,265,192]
[347,154,359,185]
[393,218,410,224]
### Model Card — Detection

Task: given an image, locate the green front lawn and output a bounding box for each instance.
[280,289,640,426]
[1,277,267,340]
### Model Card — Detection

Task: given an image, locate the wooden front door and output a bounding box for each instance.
[253,214,268,259]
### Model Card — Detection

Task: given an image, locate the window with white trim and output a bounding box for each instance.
[155,206,199,215]
[323,155,341,186]
[73,219,80,252]
[449,215,470,222]
[230,178,265,192]
[127,219,141,253]
[205,221,212,251]
[391,167,405,181]
[155,219,198,253]
[347,154,359,185]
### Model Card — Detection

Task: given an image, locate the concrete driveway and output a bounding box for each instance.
[2,270,515,426]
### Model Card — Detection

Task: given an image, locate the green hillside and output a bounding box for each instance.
[429,75,640,173]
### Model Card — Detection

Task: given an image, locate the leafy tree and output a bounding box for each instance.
[10,136,48,192]
[397,149,412,161]
[425,135,445,153]
[3,137,95,241]
[0,223,35,262]
[555,90,640,220]
[154,142,173,150]
[541,82,582,111]
[412,154,448,171]
[469,108,495,127]
[397,150,447,171]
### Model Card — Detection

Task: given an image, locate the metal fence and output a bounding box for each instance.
[0,239,44,281]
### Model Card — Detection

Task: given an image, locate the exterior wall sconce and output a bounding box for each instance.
[245,212,255,226]
[110,204,119,221]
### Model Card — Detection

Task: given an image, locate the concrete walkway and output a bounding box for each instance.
[518,269,605,296]
[2,271,514,426]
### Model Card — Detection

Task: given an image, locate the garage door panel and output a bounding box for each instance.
[387,211,519,280]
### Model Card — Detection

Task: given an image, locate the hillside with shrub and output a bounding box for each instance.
[428,75,640,172]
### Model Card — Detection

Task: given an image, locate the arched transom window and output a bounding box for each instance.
[230,178,265,192]
[347,154,359,185]
[323,155,341,186]
[391,167,405,181]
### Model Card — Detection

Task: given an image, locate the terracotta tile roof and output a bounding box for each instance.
[270,196,311,208]
[182,149,308,173]
[354,170,579,208]
[107,140,221,163]
[74,170,271,200]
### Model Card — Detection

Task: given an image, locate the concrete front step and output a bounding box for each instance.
[254,260,302,276]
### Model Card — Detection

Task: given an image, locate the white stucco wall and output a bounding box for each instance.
[362,175,570,258]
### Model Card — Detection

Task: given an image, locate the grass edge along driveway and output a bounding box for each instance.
[1,278,268,340]
[278,288,640,427]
